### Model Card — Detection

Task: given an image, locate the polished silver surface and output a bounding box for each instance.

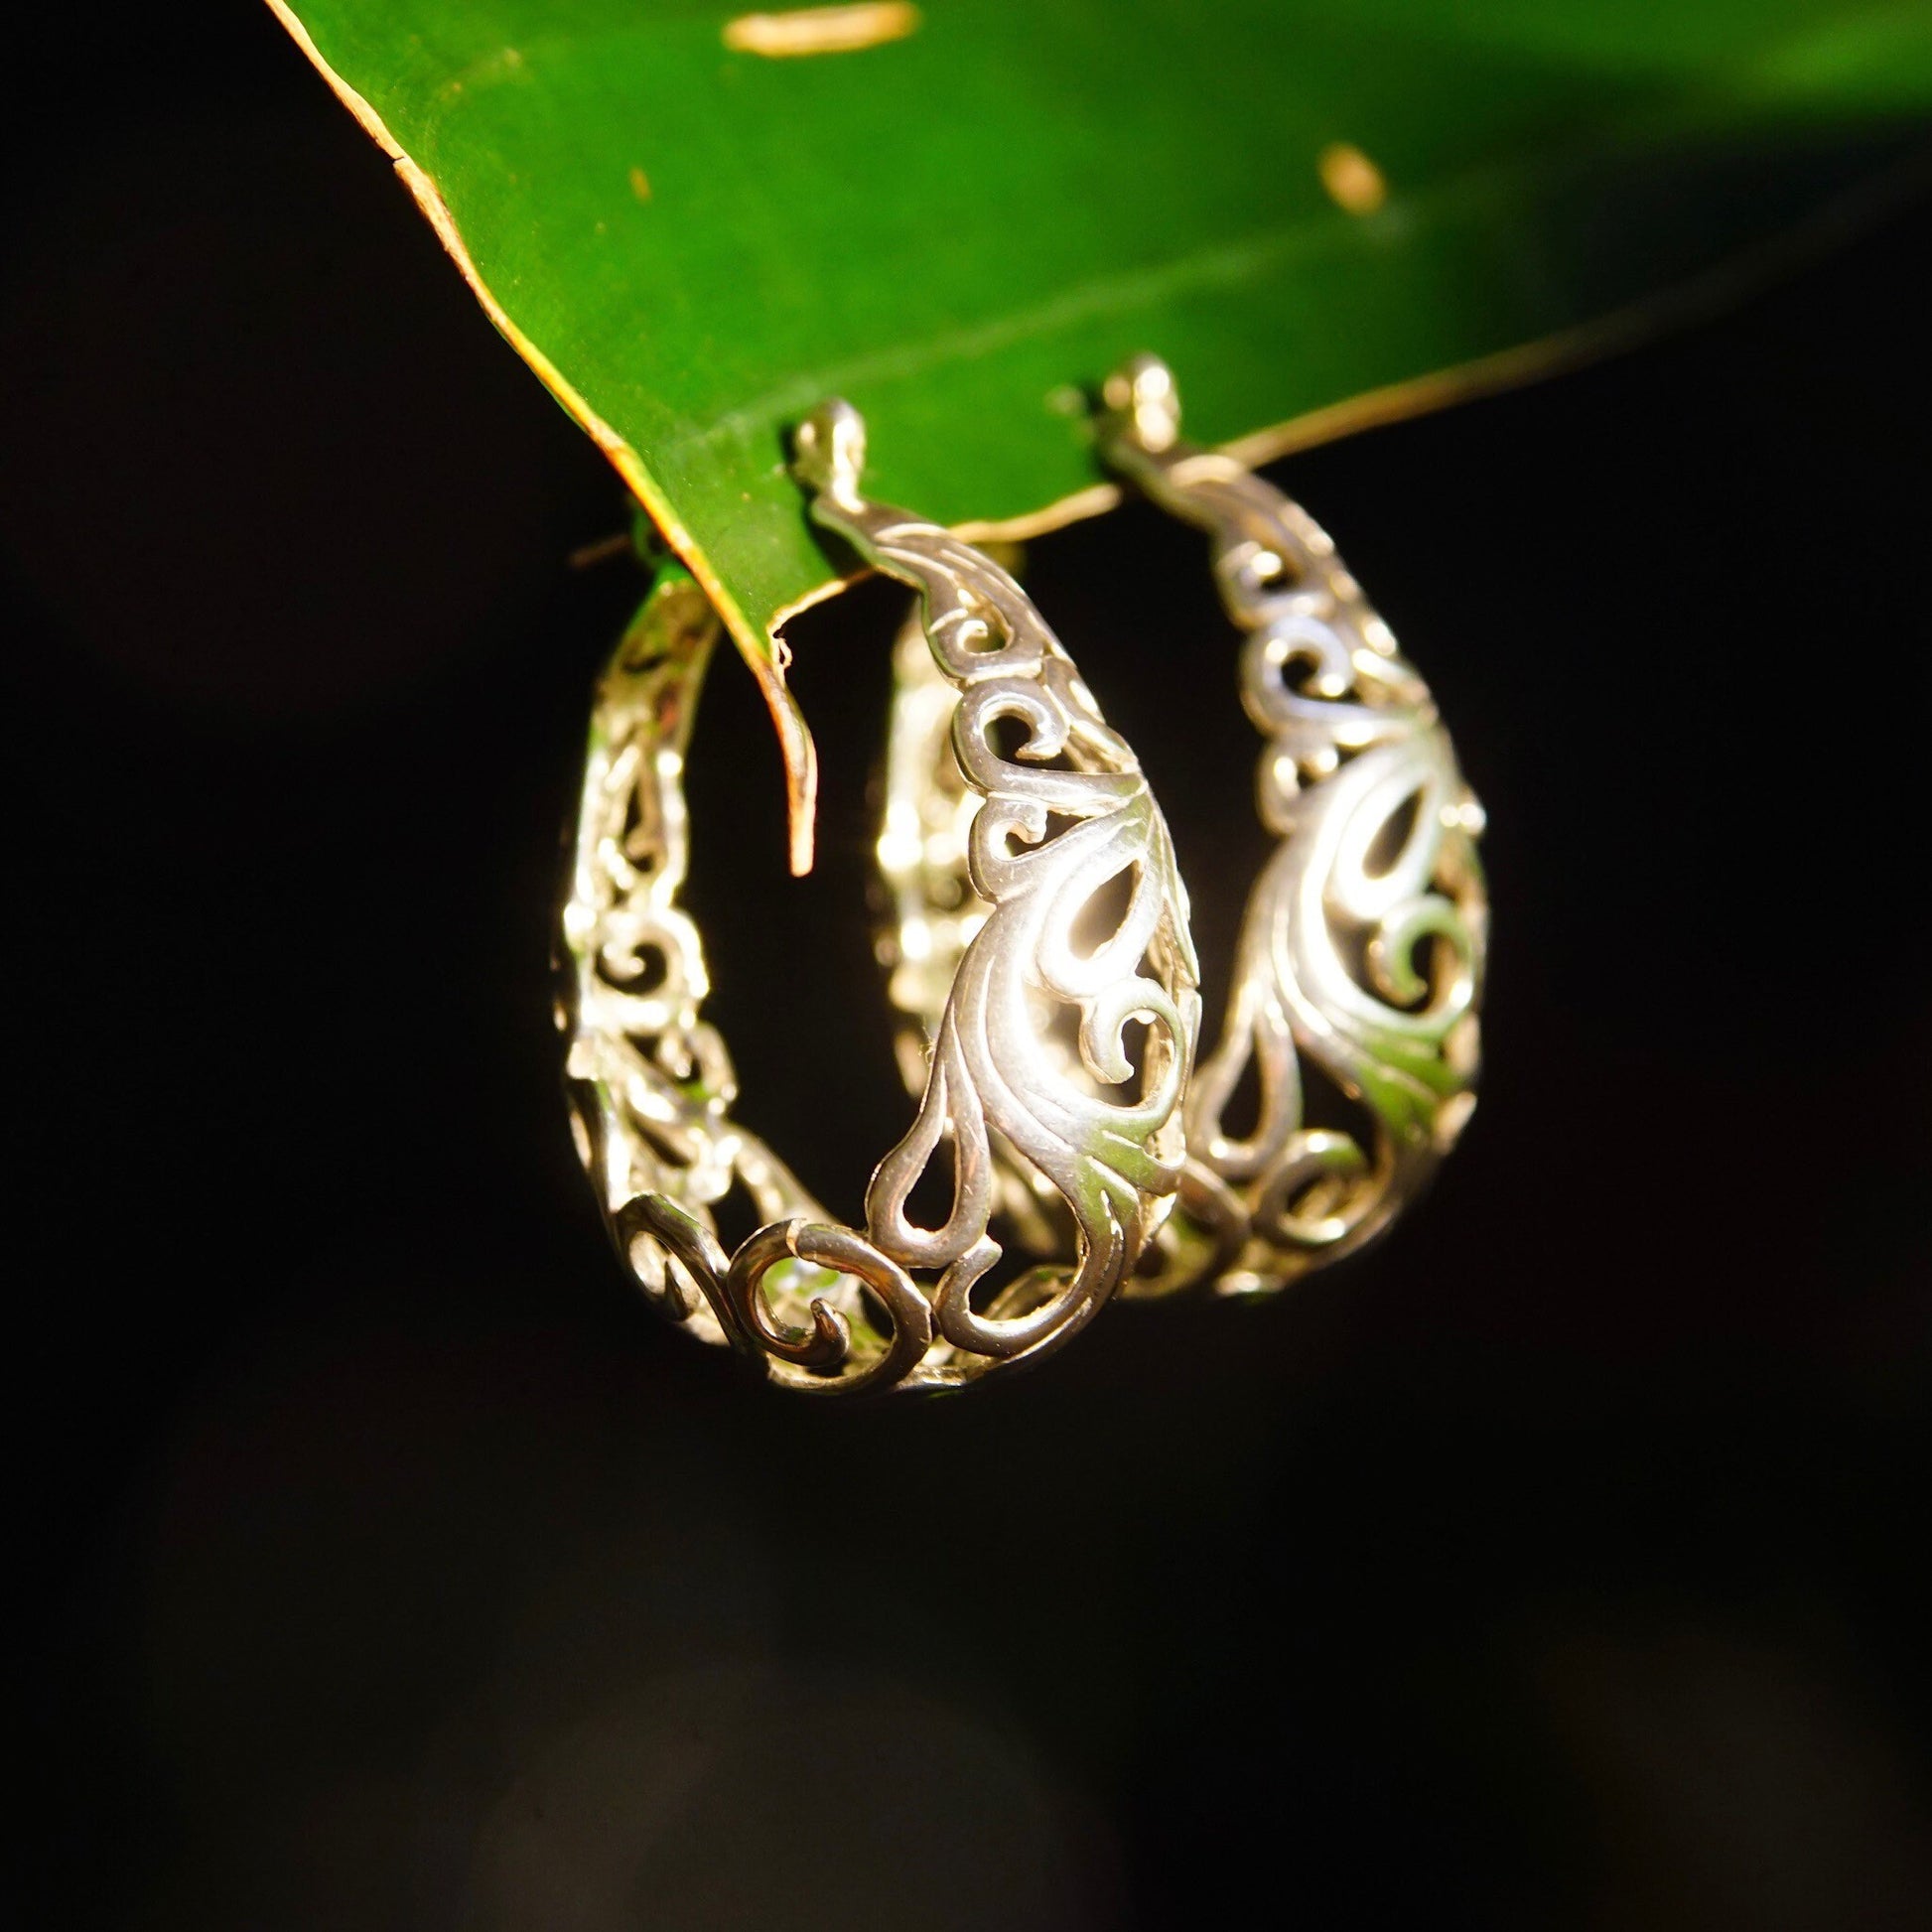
[560,572,885,1382]
[798,399,1200,1358]
[561,398,1198,1391]
[1098,354,1487,1293]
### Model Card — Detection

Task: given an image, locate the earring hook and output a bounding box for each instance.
[1098,351,1183,458]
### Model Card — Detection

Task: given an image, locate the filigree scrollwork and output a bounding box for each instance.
[874,607,1083,1262]
[561,397,1199,1392]
[1098,354,1487,1294]
[797,397,1200,1361]
[560,571,912,1390]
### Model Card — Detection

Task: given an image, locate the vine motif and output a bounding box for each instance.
[798,398,1201,1361]
[1099,355,1487,1293]
[561,395,1200,1391]
[559,572,890,1381]
[874,609,1080,1262]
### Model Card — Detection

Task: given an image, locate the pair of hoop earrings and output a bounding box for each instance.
[561,357,1487,1395]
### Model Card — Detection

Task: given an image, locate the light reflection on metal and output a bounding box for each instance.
[562,399,1198,1390]
[1098,354,1486,1294]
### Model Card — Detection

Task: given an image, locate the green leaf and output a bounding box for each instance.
[268,0,1932,864]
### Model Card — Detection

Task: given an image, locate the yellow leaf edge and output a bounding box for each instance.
[262,0,827,862]
[264,0,1931,873]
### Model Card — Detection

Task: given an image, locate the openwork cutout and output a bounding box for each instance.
[1094,355,1488,1294]
[561,400,1198,1392]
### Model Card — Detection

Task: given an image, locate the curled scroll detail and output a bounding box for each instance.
[561,572,931,1393]
[563,392,1200,1390]
[1100,355,1487,1293]
[799,399,1200,1361]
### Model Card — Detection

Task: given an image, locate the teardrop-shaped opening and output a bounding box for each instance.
[1067,861,1137,963]
[1209,1036,1267,1144]
[897,1124,962,1239]
[1361,787,1421,879]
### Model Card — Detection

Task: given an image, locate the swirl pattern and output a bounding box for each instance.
[799,398,1200,1361]
[1098,355,1487,1293]
[560,572,906,1387]
[561,396,1199,1391]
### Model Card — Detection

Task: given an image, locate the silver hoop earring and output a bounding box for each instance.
[560,400,1199,1392]
[1095,355,1488,1295]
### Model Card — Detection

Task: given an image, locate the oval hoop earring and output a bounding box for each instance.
[1094,355,1488,1295]
[560,399,1199,1393]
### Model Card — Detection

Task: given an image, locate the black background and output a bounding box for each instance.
[9,7,1931,1928]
